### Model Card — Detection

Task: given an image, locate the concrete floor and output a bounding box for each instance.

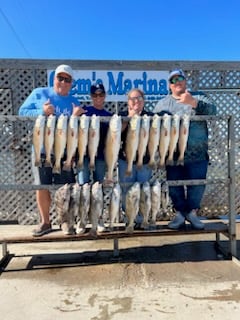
[0,223,240,320]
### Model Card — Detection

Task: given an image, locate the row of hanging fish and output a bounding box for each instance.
[32,113,190,177]
[54,181,122,236]
[125,113,190,177]
[54,180,169,235]
[32,114,122,177]
[125,180,169,233]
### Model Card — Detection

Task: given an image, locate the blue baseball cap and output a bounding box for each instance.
[168,69,186,81]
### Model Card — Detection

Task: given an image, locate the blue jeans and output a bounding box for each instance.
[118,159,152,211]
[78,157,106,184]
[166,160,208,215]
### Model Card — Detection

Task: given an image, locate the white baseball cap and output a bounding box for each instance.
[168,69,186,81]
[55,64,74,78]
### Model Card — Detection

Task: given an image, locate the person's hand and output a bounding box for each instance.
[128,106,141,117]
[178,90,198,108]
[43,99,55,115]
[72,103,87,116]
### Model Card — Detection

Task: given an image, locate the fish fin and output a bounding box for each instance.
[44,160,52,167]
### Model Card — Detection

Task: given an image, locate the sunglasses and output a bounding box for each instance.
[169,75,185,84]
[92,93,105,98]
[57,75,72,83]
[128,96,144,102]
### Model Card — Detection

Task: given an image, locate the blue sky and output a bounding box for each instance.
[1,0,240,61]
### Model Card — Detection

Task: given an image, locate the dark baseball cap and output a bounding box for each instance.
[90,83,106,95]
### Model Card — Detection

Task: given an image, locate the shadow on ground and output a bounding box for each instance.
[2,239,238,273]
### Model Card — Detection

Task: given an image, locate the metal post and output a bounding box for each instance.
[227,115,237,257]
[113,238,119,257]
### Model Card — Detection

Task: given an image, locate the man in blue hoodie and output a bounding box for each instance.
[19,64,86,236]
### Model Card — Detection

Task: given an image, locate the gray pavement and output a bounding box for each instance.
[0,224,240,319]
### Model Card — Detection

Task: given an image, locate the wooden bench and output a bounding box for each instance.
[0,221,230,270]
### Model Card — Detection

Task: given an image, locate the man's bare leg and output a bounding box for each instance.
[36,189,51,224]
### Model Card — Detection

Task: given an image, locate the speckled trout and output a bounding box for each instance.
[139,181,151,229]
[54,183,72,233]
[125,182,141,233]
[76,182,91,234]
[109,183,121,230]
[89,181,103,236]
[150,179,161,226]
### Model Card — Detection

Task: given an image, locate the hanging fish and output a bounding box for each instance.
[77,114,90,170]
[76,182,91,234]
[125,182,141,233]
[44,115,56,167]
[89,181,103,236]
[139,181,151,229]
[177,114,190,166]
[159,113,171,168]
[147,114,160,169]
[88,115,100,171]
[166,114,180,166]
[63,115,79,171]
[125,114,141,176]
[137,114,150,169]
[53,114,68,174]
[109,183,121,231]
[150,179,161,226]
[33,115,45,167]
[105,114,122,181]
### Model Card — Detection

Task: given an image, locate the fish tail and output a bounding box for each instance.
[148,159,155,169]
[136,160,143,169]
[166,158,174,166]
[77,160,84,170]
[52,164,61,174]
[89,161,95,171]
[44,159,52,167]
[34,159,42,167]
[62,162,71,171]
[125,169,132,177]
[176,158,184,166]
[125,225,134,234]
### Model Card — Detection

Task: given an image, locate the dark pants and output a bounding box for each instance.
[166,160,208,216]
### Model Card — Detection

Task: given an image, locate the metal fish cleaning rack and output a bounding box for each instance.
[0,114,237,259]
